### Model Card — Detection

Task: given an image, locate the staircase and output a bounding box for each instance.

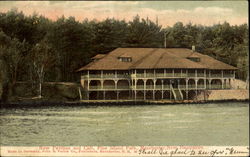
[170,84,183,100]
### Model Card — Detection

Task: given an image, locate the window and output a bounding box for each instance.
[187,57,200,62]
[118,57,132,62]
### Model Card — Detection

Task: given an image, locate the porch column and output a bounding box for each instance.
[144,69,146,78]
[115,80,118,89]
[129,81,131,99]
[153,79,156,100]
[186,79,189,100]
[144,80,146,100]
[209,70,211,78]
[115,70,117,78]
[117,91,119,100]
[101,70,103,78]
[161,80,164,99]
[181,69,182,77]
[204,79,206,89]
[87,91,89,100]
[154,69,156,78]
[222,70,224,78]
[87,70,90,90]
[186,79,189,91]
[195,79,198,90]
[134,79,137,100]
[101,80,103,89]
[172,69,174,77]
[134,70,137,100]
[153,79,156,90]
[221,79,224,89]
[103,91,105,100]
[164,69,166,77]
[209,79,212,89]
[225,79,228,89]
[135,91,137,100]
[233,71,236,79]
[195,79,198,99]
[195,69,197,78]
[170,81,172,101]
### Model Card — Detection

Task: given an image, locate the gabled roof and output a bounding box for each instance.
[77,48,237,71]
[187,53,200,58]
[91,54,106,60]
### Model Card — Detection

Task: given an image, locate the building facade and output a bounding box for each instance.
[77,48,237,101]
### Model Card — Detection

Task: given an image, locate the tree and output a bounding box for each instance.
[0,30,27,97]
[29,39,55,98]
[126,15,164,47]
[48,16,95,81]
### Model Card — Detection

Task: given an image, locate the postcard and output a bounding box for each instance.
[0,1,249,157]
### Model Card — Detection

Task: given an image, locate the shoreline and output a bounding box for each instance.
[0,99,249,108]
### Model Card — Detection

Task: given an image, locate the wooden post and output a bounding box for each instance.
[115,80,117,89]
[153,79,156,90]
[78,87,82,100]
[204,79,206,89]
[209,79,212,89]
[195,79,198,92]
[153,79,156,100]
[135,91,137,100]
[170,81,172,100]
[87,70,90,90]
[144,80,146,100]
[117,91,119,100]
[221,79,224,89]
[186,79,189,100]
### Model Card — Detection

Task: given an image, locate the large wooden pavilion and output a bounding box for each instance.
[77,48,237,100]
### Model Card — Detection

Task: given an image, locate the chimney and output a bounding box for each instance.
[192,45,195,52]
[156,15,158,26]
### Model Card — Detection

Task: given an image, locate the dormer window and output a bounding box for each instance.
[187,57,200,62]
[118,56,132,62]
[187,53,200,62]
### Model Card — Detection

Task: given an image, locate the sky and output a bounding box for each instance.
[0,1,248,27]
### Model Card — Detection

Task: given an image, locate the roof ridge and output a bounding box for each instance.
[153,49,166,68]
[130,48,157,69]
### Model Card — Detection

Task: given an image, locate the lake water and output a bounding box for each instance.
[0,102,249,146]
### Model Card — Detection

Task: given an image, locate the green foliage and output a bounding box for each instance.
[126,15,164,47]
[0,9,248,86]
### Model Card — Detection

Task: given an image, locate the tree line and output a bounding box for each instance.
[0,9,248,101]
